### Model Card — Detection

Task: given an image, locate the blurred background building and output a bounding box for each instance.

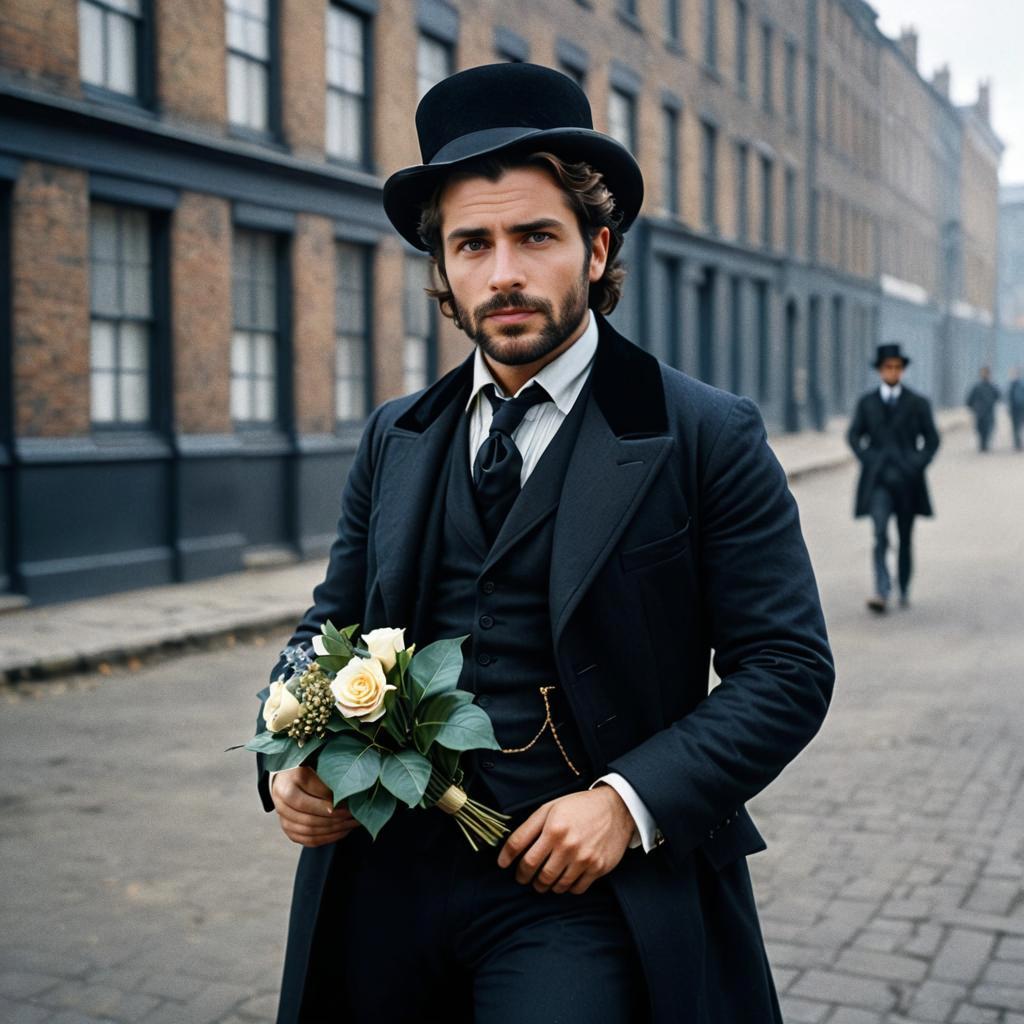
[0,0,1006,605]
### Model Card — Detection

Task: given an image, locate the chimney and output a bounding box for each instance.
[898,27,918,69]
[976,80,991,123]
[932,65,950,99]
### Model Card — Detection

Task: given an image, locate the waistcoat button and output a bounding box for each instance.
[477,653,492,666]
[479,614,495,629]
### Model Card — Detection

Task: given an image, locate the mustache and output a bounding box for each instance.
[474,293,554,320]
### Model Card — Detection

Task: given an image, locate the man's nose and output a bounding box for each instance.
[487,241,525,293]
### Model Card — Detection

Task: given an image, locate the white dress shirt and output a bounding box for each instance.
[465,311,659,852]
[879,382,902,403]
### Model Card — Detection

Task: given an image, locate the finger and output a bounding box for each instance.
[277,809,356,835]
[569,870,599,895]
[497,805,549,869]
[530,846,572,893]
[514,834,554,886]
[295,769,334,800]
[278,783,343,819]
[550,863,586,895]
[280,816,361,841]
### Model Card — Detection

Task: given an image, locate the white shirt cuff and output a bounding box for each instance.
[591,772,662,852]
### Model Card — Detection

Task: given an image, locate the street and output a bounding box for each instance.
[1,425,1022,1024]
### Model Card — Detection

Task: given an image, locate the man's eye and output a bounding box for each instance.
[527,232,553,243]
[460,239,487,252]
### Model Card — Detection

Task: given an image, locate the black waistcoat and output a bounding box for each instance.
[422,387,592,814]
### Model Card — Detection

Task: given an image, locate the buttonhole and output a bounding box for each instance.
[576,663,598,676]
[616,459,644,468]
[597,715,617,730]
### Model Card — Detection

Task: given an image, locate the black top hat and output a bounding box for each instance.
[873,343,911,368]
[382,63,645,252]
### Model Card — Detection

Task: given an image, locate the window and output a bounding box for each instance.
[665,0,681,45]
[89,202,153,426]
[226,0,273,133]
[608,88,637,153]
[785,167,797,254]
[703,0,718,69]
[335,242,372,423]
[418,34,453,101]
[760,155,773,248]
[701,120,717,231]
[559,61,586,89]
[662,106,680,215]
[79,0,144,97]
[761,22,774,114]
[618,0,638,20]
[735,0,749,95]
[403,258,436,394]
[231,229,279,424]
[735,142,749,242]
[784,40,797,121]
[755,279,770,400]
[825,67,835,148]
[326,4,370,166]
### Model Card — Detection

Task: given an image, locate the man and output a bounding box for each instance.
[1008,367,1024,451]
[847,343,940,613]
[257,63,834,1024]
[966,366,1000,452]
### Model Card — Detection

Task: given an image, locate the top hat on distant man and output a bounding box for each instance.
[382,62,645,251]
[872,343,911,368]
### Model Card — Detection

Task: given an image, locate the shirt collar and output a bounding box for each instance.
[466,310,598,415]
[880,382,902,401]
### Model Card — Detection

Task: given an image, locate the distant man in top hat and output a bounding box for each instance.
[847,344,940,613]
[966,366,1001,452]
[256,63,833,1024]
[1008,367,1024,451]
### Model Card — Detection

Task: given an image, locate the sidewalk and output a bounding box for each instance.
[0,410,970,684]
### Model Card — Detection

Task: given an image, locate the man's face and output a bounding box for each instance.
[879,357,905,386]
[438,166,609,367]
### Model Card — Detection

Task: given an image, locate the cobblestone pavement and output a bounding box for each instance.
[1,426,1021,1023]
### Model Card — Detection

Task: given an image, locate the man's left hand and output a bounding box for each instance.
[496,787,635,894]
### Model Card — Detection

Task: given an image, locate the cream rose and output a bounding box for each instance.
[361,627,406,673]
[330,656,396,722]
[263,679,303,733]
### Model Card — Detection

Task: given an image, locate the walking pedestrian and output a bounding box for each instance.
[847,343,940,613]
[1008,367,1024,451]
[966,366,1001,452]
[254,62,834,1024]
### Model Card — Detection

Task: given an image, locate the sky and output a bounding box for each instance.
[872,0,1024,184]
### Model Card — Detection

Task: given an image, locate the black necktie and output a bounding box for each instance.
[472,382,549,543]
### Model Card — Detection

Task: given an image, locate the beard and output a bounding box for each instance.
[451,260,591,367]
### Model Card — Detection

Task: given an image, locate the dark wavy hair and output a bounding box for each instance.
[416,150,627,322]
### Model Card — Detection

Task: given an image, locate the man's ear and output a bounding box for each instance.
[588,226,611,283]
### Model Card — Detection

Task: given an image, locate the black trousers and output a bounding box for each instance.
[322,806,649,1024]
[869,484,915,599]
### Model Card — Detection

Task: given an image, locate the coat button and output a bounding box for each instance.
[481,580,496,594]
[479,614,494,629]
[477,653,492,666]
[481,760,495,770]
[477,695,491,708]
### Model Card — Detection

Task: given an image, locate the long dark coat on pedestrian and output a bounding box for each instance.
[846,386,940,518]
[255,315,835,1024]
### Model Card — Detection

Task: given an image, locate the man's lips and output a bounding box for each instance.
[485,309,537,323]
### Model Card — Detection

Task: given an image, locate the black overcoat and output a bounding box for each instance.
[256,315,835,1023]
[846,387,940,518]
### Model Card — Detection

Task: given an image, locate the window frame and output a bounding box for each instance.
[417,32,454,102]
[662,105,680,215]
[88,200,164,431]
[735,141,749,242]
[735,0,749,96]
[230,227,287,429]
[703,0,718,70]
[402,256,438,396]
[225,0,281,142]
[334,240,375,426]
[761,21,774,115]
[701,119,718,233]
[78,0,154,108]
[325,2,373,170]
[760,154,774,249]
[608,87,638,155]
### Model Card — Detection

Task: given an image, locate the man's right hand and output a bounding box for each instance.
[271,766,360,847]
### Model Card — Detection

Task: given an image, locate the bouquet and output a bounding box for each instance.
[242,621,510,849]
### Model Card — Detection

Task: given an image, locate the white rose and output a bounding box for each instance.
[263,679,303,733]
[361,627,407,673]
[330,657,396,723]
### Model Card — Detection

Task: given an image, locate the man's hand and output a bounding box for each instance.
[271,766,360,847]
[496,787,635,894]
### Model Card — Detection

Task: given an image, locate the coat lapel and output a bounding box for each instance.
[549,316,674,645]
[374,357,473,628]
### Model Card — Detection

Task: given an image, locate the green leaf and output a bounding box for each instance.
[408,637,467,704]
[245,731,290,755]
[323,620,358,646]
[429,745,462,784]
[316,734,382,806]
[379,750,432,808]
[347,783,397,840]
[412,692,467,754]
[434,703,501,752]
[379,689,408,746]
[316,654,353,674]
[316,634,352,657]
[261,734,326,773]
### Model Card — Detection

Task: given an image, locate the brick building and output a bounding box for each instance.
[998,184,1024,376]
[0,0,1003,605]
